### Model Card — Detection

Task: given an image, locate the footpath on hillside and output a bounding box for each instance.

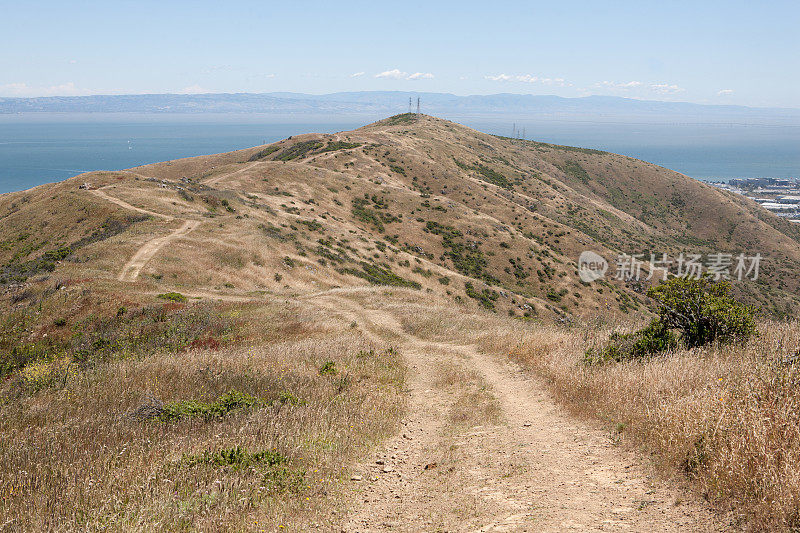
[310,291,726,532]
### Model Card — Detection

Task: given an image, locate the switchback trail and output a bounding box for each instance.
[312,292,726,532]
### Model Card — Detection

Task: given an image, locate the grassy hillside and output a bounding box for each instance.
[1,114,797,320]
[2,114,800,530]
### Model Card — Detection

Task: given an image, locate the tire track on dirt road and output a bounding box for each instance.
[311,292,725,532]
[89,188,175,221]
[87,187,200,282]
[117,220,200,282]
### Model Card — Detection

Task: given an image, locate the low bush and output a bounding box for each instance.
[585,319,677,364]
[587,276,757,363]
[647,275,757,348]
[340,262,421,289]
[159,390,261,421]
[157,292,187,303]
[181,446,287,471]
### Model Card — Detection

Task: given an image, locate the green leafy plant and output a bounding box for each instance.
[159,390,261,421]
[585,319,677,364]
[319,361,337,375]
[157,292,187,303]
[647,275,757,348]
[586,276,756,364]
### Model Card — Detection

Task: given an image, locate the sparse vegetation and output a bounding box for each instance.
[2,113,799,531]
[341,262,421,289]
[320,141,363,153]
[157,291,187,302]
[248,145,281,161]
[383,113,418,126]
[557,160,591,184]
[0,300,405,531]
[276,140,324,161]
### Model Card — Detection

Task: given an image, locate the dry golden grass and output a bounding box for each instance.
[388,296,800,530]
[497,323,800,530]
[435,360,502,428]
[0,300,405,531]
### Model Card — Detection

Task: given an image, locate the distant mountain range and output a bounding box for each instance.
[2,92,798,123]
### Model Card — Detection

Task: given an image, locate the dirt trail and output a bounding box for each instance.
[203,161,262,187]
[118,220,200,282]
[89,188,175,221]
[313,293,725,532]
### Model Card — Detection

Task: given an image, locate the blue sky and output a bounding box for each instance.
[2,0,798,107]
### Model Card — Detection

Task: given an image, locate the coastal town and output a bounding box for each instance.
[713,177,800,222]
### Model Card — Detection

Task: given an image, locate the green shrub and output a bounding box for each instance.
[319,141,363,152]
[160,390,260,421]
[464,282,499,310]
[157,292,187,303]
[182,446,286,470]
[586,276,756,364]
[319,361,337,375]
[277,390,304,406]
[247,145,280,161]
[383,113,417,126]
[585,319,677,364]
[647,275,757,348]
[340,262,421,289]
[275,140,324,161]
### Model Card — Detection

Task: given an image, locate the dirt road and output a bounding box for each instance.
[117,220,200,282]
[312,293,724,532]
[89,188,175,221]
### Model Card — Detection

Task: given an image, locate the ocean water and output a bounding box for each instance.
[1,113,798,194]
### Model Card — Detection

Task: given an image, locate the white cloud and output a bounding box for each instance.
[485,74,567,86]
[717,89,734,96]
[375,69,408,80]
[0,81,83,97]
[0,82,30,95]
[597,80,642,89]
[350,71,365,78]
[375,69,434,80]
[650,83,684,94]
[179,84,207,94]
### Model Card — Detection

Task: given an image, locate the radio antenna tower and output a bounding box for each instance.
[416,97,420,115]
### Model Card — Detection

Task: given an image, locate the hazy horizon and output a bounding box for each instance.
[4,1,799,107]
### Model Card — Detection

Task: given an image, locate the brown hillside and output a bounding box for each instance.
[1,113,798,319]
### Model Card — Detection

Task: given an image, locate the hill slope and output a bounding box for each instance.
[1,113,798,319]
[3,114,800,531]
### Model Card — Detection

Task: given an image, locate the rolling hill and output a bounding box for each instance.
[1,113,797,320]
[3,114,800,531]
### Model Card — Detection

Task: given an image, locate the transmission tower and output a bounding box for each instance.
[416,97,420,115]
[409,97,412,113]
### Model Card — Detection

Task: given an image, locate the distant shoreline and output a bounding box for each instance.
[1,113,797,194]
